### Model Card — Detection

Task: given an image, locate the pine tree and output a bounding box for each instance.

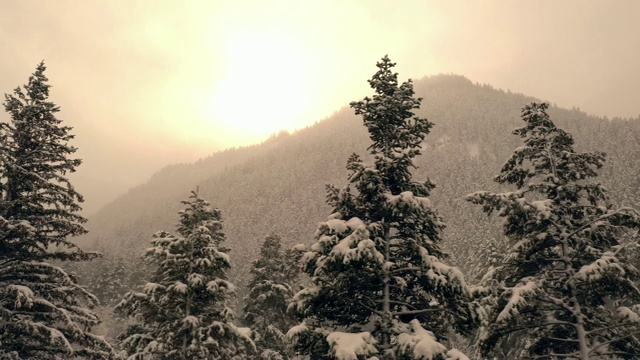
[86,255,129,306]
[0,62,115,359]
[467,102,640,359]
[289,56,475,359]
[243,234,299,360]
[116,191,254,359]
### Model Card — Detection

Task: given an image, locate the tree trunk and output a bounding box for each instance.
[562,238,590,360]
[381,224,391,353]
[574,303,590,360]
[183,261,193,355]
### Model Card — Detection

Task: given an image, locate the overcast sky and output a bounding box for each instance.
[1,0,639,214]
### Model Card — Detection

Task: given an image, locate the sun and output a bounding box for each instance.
[204,30,314,144]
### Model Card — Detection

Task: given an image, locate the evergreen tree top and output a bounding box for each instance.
[5,62,52,104]
[175,190,225,245]
[348,56,435,196]
[248,235,287,282]
[497,102,605,189]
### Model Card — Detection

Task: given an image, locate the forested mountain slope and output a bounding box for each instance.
[80,74,640,293]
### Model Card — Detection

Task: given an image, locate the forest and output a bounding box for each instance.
[1,57,640,360]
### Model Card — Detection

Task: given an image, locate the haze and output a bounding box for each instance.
[1,0,638,215]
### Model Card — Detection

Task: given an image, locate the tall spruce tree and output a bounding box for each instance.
[242,234,298,360]
[0,62,115,359]
[467,102,640,359]
[116,191,254,359]
[288,56,475,360]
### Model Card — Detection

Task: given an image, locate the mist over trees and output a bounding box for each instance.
[1,58,639,359]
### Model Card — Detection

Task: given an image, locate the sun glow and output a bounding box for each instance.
[204,30,315,143]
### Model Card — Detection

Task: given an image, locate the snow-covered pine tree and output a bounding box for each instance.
[288,56,475,360]
[242,234,299,360]
[116,191,254,359]
[467,102,640,359]
[0,62,115,359]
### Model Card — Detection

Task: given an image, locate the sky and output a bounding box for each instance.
[1,0,639,215]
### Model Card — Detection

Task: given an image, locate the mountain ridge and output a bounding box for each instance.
[79,73,640,291]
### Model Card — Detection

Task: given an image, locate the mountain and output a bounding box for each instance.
[77,74,640,297]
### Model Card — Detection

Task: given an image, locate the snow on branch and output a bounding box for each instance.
[187,273,206,286]
[168,281,188,294]
[326,331,378,360]
[285,322,309,341]
[385,191,432,209]
[7,284,34,308]
[617,306,640,323]
[395,319,448,359]
[418,248,468,290]
[530,199,553,220]
[143,282,163,294]
[206,279,236,294]
[445,348,471,360]
[331,226,383,264]
[326,218,350,234]
[289,285,320,313]
[574,251,625,281]
[496,278,538,323]
[29,320,74,354]
[326,217,367,234]
[182,315,200,329]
